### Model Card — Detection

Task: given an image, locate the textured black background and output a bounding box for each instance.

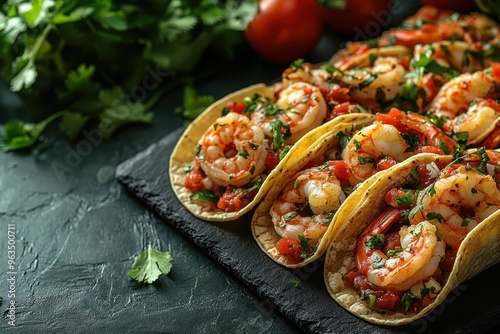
[2,1,499,333]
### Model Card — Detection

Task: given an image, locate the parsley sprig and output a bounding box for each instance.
[0,0,258,151]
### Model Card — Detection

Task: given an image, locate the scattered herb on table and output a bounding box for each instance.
[127,245,173,284]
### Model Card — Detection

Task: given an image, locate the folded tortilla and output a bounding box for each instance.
[251,114,376,268]
[324,152,500,325]
[170,84,373,222]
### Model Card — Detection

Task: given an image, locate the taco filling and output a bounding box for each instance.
[270,107,457,264]
[344,149,500,315]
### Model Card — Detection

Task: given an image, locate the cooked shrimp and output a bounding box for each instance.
[379,6,498,48]
[340,56,407,103]
[427,70,496,119]
[481,121,500,149]
[197,112,268,187]
[356,208,446,291]
[414,41,485,73]
[445,98,500,145]
[343,122,409,183]
[270,165,346,243]
[274,82,327,144]
[412,166,500,249]
[281,62,336,92]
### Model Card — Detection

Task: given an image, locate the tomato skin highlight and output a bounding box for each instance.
[245,0,324,63]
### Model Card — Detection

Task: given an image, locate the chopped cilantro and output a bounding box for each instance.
[365,234,385,250]
[426,212,445,223]
[239,149,249,158]
[401,291,418,314]
[190,191,219,203]
[358,73,378,89]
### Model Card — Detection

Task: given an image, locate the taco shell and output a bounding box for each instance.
[324,153,500,325]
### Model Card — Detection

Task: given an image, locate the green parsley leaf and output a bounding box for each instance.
[127,245,173,284]
[426,212,445,223]
[270,120,291,151]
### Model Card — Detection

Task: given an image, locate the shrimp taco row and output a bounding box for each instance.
[170,83,373,222]
[324,149,500,325]
[252,108,458,268]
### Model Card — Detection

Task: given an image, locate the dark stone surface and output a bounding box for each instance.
[116,126,500,334]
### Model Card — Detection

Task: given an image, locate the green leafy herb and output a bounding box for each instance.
[373,255,385,269]
[243,176,263,195]
[270,120,291,151]
[0,0,258,150]
[401,291,418,314]
[396,192,414,206]
[358,73,378,89]
[190,190,219,203]
[176,84,214,121]
[426,212,445,223]
[411,223,423,237]
[365,234,385,250]
[239,149,249,158]
[358,156,375,165]
[127,245,173,284]
[298,234,314,259]
[360,291,377,307]
[290,58,305,71]
[291,279,300,287]
[336,131,351,149]
[387,249,402,258]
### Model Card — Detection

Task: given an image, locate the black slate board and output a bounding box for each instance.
[116,128,500,334]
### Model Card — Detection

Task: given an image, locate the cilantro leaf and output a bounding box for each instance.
[127,245,173,284]
[59,112,89,139]
[98,102,154,138]
[175,85,214,121]
[1,112,65,151]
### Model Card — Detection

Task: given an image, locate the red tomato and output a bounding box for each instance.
[275,239,302,264]
[224,101,246,114]
[322,0,390,36]
[244,0,325,63]
[420,0,477,13]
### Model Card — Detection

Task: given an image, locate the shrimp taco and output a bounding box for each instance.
[251,108,458,268]
[324,149,500,325]
[170,83,371,222]
[251,116,375,268]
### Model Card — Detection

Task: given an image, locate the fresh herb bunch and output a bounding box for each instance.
[0,0,257,151]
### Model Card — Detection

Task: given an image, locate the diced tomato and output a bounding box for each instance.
[383,232,402,254]
[399,56,410,70]
[330,102,351,117]
[325,88,351,104]
[375,109,398,127]
[185,169,204,192]
[439,247,457,273]
[385,188,408,208]
[491,62,500,82]
[275,239,302,264]
[224,101,246,114]
[377,157,397,171]
[415,146,444,155]
[374,288,401,311]
[265,150,280,171]
[327,160,351,180]
[352,273,401,311]
[217,187,248,212]
[481,125,500,149]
